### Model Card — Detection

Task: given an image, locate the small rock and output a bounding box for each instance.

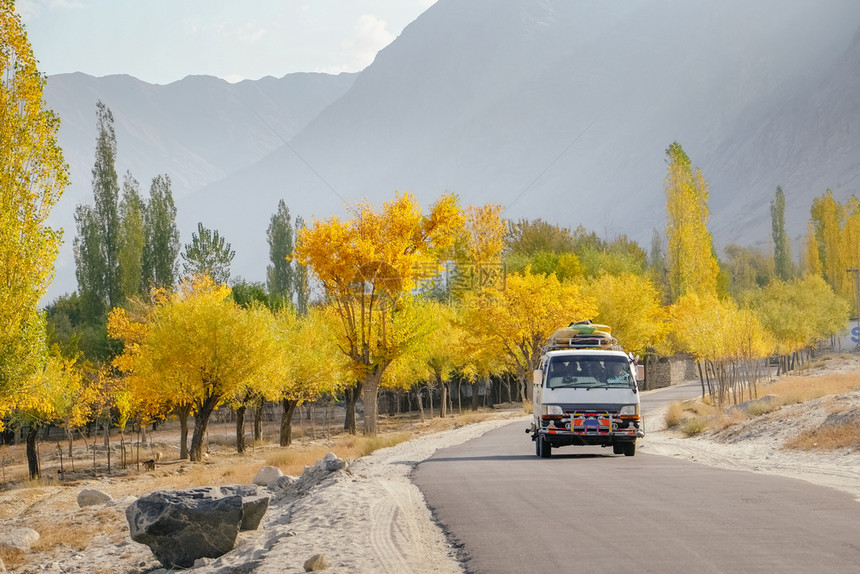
[0,527,40,551]
[78,488,113,507]
[253,465,283,486]
[322,452,348,471]
[304,553,329,571]
[268,474,298,490]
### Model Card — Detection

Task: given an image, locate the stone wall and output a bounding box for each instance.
[643,353,697,390]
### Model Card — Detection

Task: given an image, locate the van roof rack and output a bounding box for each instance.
[543,334,623,353]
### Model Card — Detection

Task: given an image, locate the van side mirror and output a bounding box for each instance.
[635,364,645,383]
[533,369,543,386]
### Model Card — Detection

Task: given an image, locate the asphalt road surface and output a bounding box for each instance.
[413,384,860,573]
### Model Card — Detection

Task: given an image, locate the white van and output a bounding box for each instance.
[528,325,644,457]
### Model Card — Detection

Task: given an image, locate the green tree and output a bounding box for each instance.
[181,222,235,284]
[118,171,146,299]
[142,174,180,291]
[267,199,294,305]
[664,141,720,301]
[0,2,69,420]
[724,244,773,296]
[506,218,575,255]
[74,101,122,323]
[771,186,793,280]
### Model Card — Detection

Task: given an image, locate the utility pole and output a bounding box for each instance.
[847,268,860,347]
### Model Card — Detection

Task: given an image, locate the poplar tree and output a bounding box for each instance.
[294,215,309,316]
[118,172,146,299]
[181,222,235,284]
[266,199,294,304]
[664,141,719,301]
[810,190,846,295]
[803,222,822,277]
[142,174,180,291]
[0,2,69,407]
[771,186,793,280]
[74,101,121,322]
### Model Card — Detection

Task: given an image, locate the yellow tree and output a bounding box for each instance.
[745,275,848,371]
[585,272,667,355]
[0,2,68,416]
[276,306,349,446]
[410,301,466,418]
[809,190,847,295]
[669,292,772,405]
[227,304,283,453]
[7,353,81,478]
[109,276,280,461]
[664,142,719,301]
[464,270,597,404]
[295,192,464,436]
[802,222,822,277]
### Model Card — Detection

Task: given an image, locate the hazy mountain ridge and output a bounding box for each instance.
[42,71,356,297]
[42,0,860,296]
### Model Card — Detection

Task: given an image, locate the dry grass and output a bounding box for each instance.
[764,371,860,404]
[679,416,711,437]
[0,547,26,570]
[785,423,860,451]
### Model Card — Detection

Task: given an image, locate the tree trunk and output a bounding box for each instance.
[177,404,191,460]
[254,403,263,443]
[26,425,40,480]
[235,405,247,454]
[103,419,111,472]
[470,382,480,411]
[441,382,448,418]
[189,394,220,462]
[280,399,298,447]
[344,383,362,435]
[417,388,425,422]
[363,371,384,436]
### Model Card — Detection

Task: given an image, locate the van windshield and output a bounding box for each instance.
[546,355,633,389]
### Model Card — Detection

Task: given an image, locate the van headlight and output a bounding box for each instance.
[541,404,564,416]
[619,404,639,417]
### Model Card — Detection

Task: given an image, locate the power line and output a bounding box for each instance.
[501,105,609,217]
[251,109,353,212]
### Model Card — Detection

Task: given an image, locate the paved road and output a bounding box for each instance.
[413,383,860,573]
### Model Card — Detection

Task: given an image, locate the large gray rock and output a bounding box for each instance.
[126,485,269,569]
[253,465,283,486]
[218,485,269,531]
[0,527,39,551]
[77,488,112,507]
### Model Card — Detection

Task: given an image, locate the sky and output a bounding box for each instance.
[18,0,437,85]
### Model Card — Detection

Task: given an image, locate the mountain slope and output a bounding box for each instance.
[42,71,355,297]
[189,0,860,283]
[43,0,860,295]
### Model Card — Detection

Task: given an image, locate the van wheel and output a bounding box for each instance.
[537,435,552,458]
[623,441,636,457]
[612,443,624,455]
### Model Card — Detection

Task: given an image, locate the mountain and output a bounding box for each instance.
[42,71,356,298]
[43,0,860,298]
